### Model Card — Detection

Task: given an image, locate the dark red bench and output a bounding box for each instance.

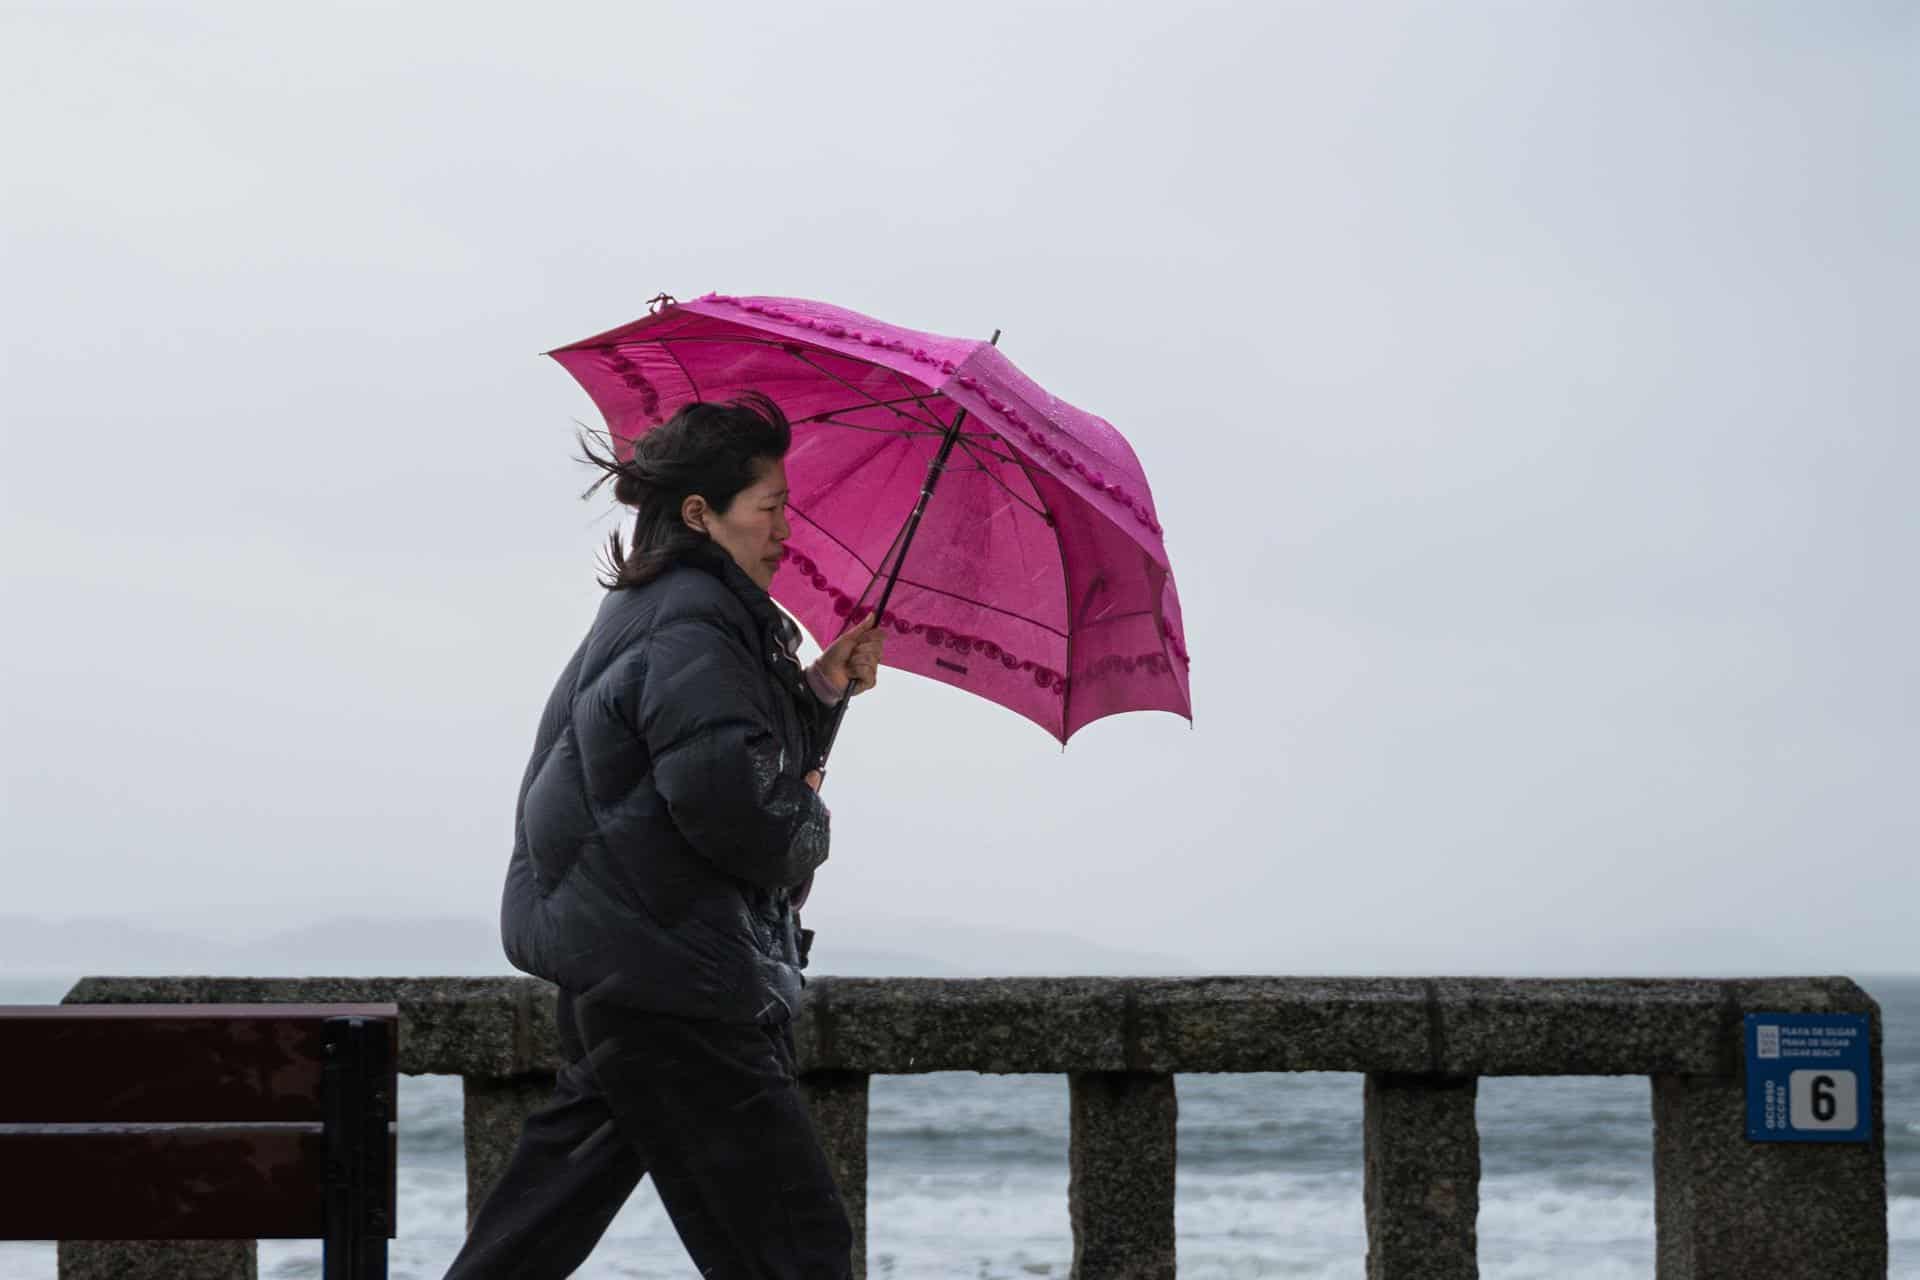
[0,1003,397,1279]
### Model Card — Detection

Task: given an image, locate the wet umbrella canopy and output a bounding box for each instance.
[549,294,1190,749]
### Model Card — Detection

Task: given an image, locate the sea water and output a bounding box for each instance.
[2,974,1914,1278]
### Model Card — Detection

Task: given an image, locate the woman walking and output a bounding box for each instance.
[443,392,883,1279]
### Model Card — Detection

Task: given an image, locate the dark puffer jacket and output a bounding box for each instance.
[500,540,831,1025]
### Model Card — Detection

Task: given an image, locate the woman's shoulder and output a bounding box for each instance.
[597,563,750,639]
[653,562,746,619]
[578,572,740,689]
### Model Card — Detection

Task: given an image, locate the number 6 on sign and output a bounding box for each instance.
[1789,1070,1857,1130]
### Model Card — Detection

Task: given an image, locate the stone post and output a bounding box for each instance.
[461,1074,556,1228]
[802,1070,871,1280]
[58,1241,254,1280]
[1067,1071,1177,1280]
[1651,1073,1887,1278]
[1649,979,1888,1279]
[1364,1073,1480,1279]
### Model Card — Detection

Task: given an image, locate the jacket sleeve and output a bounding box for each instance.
[638,613,830,891]
[797,663,842,769]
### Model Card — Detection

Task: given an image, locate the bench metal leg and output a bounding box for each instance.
[323,1015,393,1280]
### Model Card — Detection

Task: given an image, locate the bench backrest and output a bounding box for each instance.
[0,1003,397,1245]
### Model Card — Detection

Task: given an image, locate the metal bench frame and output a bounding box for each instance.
[0,1003,397,1280]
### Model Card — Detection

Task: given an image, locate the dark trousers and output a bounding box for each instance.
[441,986,853,1279]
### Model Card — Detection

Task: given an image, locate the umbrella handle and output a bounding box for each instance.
[813,685,855,781]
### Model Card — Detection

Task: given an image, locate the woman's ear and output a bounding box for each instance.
[680,494,708,534]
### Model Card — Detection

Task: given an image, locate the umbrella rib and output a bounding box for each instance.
[875,576,1069,637]
[638,336,946,427]
[799,428,917,516]
[641,336,800,347]
[657,340,704,402]
[953,438,1053,522]
[943,431,1022,466]
[802,417,1019,467]
[800,504,917,647]
[824,430,1070,639]
[787,425,932,618]
[793,393,948,430]
[787,502,881,579]
[993,443,1075,738]
[1070,608,1157,628]
[787,503,1067,638]
[885,365,966,439]
[808,417,949,441]
[837,480,923,628]
[582,336,992,442]
[778,347,958,434]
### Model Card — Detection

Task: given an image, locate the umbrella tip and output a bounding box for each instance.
[989,328,1002,346]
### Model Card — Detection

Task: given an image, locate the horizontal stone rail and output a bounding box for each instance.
[52,975,1887,1279]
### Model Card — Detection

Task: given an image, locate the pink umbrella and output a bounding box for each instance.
[548,293,1191,754]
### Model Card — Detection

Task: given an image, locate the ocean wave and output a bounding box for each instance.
[875,1124,1054,1143]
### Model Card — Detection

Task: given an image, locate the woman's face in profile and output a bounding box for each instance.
[702,457,791,590]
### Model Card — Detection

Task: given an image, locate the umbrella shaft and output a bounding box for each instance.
[870,413,967,621]
[814,406,971,772]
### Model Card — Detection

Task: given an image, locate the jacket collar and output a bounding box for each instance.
[676,539,802,660]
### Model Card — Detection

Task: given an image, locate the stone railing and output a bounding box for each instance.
[54,975,1888,1279]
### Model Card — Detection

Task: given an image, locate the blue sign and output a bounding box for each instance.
[1745,1013,1872,1143]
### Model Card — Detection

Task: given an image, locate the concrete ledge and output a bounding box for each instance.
[804,976,1875,1076]
[794,977,1131,1073]
[1431,979,1727,1076]
[62,974,1876,1077]
[1129,977,1430,1073]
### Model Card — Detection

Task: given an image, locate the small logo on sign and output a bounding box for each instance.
[1757,1025,1781,1059]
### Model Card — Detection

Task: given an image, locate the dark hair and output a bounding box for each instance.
[577,392,792,589]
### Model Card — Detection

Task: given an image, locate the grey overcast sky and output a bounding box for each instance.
[3,2,1915,976]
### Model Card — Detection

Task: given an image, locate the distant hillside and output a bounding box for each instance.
[0,916,235,976]
[807,915,1190,977]
[0,913,1188,982]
